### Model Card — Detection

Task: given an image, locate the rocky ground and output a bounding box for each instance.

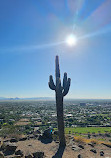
[0,135,111,158]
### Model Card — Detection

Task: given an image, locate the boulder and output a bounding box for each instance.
[19,137,27,141]
[90,149,97,153]
[78,145,84,149]
[100,151,104,156]
[43,128,53,139]
[3,139,10,143]
[10,138,18,143]
[38,135,42,140]
[29,135,35,139]
[102,143,111,148]
[1,142,17,155]
[72,145,81,151]
[32,151,44,158]
[55,141,59,144]
[78,154,82,158]
[34,134,38,138]
[28,144,32,147]
[15,150,23,156]
[88,143,94,147]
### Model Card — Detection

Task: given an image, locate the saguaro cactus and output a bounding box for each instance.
[48,56,71,146]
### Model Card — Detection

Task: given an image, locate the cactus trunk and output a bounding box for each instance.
[49,56,71,147]
[55,56,66,146]
[56,94,66,146]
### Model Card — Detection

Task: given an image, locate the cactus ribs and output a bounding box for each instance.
[49,56,71,146]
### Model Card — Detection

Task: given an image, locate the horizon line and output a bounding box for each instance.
[0,97,111,100]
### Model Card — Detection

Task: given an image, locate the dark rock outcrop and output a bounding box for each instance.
[90,149,97,153]
[15,150,23,156]
[29,135,35,139]
[100,151,104,156]
[1,142,17,156]
[78,144,84,149]
[102,143,111,148]
[10,138,18,143]
[32,151,44,158]
[88,143,94,147]
[3,139,10,143]
[72,145,81,151]
[25,153,33,158]
[78,154,82,158]
[19,137,27,141]
[42,128,53,139]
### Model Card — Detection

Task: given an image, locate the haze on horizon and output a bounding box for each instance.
[0,0,111,99]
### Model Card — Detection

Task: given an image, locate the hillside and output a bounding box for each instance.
[0,134,111,158]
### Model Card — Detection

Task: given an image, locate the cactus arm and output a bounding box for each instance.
[48,56,71,147]
[63,72,67,89]
[62,78,71,96]
[48,75,56,90]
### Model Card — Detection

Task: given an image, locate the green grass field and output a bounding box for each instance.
[65,127,111,134]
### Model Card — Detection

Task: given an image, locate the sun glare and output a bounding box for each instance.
[66,34,77,46]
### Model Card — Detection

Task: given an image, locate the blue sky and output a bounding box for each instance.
[0,0,111,98]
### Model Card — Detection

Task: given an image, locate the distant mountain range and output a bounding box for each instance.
[0,97,111,102]
[0,97,54,100]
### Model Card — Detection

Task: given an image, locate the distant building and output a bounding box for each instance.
[66,114,73,117]
[80,103,86,106]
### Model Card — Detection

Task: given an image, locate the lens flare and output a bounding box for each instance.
[66,34,77,46]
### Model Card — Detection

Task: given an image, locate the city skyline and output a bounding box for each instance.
[0,0,111,99]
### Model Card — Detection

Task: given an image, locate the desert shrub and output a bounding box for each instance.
[0,124,21,138]
[74,136,86,144]
[90,139,99,144]
[74,136,99,144]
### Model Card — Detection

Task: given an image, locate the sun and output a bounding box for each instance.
[66,34,77,46]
